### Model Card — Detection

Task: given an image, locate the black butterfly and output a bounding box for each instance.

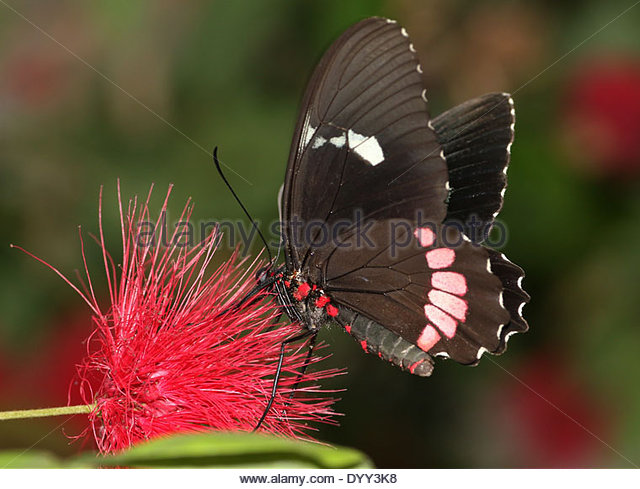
[225,17,529,423]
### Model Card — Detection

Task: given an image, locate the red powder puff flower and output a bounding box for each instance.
[19,183,340,453]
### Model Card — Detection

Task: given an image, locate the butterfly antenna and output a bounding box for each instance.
[212,147,273,263]
[273,185,285,264]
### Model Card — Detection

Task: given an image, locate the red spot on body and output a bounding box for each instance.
[315,295,330,308]
[409,360,425,374]
[344,324,352,334]
[360,340,368,351]
[293,282,311,301]
[326,304,339,317]
[284,280,291,287]
[312,285,317,290]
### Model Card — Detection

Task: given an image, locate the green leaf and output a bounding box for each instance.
[97,432,374,468]
[0,432,373,468]
[0,450,61,468]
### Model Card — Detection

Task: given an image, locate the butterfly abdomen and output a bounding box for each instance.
[335,307,434,377]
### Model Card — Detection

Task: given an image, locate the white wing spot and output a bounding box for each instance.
[277,183,284,223]
[416,64,423,74]
[505,330,519,342]
[329,134,346,148]
[400,27,408,37]
[409,43,416,53]
[500,252,515,265]
[476,347,489,360]
[421,89,428,102]
[303,125,316,147]
[312,135,327,149]
[348,129,384,166]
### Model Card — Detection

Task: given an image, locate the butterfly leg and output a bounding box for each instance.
[253,328,317,432]
[286,330,318,402]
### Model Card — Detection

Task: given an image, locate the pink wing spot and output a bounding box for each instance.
[431,271,467,296]
[424,305,457,338]
[426,248,455,269]
[428,290,468,321]
[414,227,435,247]
[417,324,440,351]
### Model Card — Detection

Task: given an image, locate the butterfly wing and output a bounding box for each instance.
[281,17,528,372]
[433,92,515,239]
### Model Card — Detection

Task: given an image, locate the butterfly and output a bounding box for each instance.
[252,17,529,381]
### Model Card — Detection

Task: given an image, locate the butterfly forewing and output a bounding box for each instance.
[282,17,448,273]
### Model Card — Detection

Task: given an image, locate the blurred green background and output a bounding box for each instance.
[1,0,640,468]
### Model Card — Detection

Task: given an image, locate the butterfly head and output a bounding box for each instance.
[255,264,273,287]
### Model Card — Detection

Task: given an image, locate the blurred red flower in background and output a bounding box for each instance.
[0,311,92,441]
[4,51,68,108]
[496,352,613,467]
[17,310,91,407]
[562,56,640,177]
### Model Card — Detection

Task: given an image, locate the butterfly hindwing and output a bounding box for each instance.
[321,222,510,365]
[487,249,529,352]
[432,92,515,239]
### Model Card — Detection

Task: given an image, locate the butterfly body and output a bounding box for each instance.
[263,17,529,377]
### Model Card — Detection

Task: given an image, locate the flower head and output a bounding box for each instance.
[22,183,340,453]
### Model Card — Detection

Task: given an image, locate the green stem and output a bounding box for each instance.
[0,404,96,421]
